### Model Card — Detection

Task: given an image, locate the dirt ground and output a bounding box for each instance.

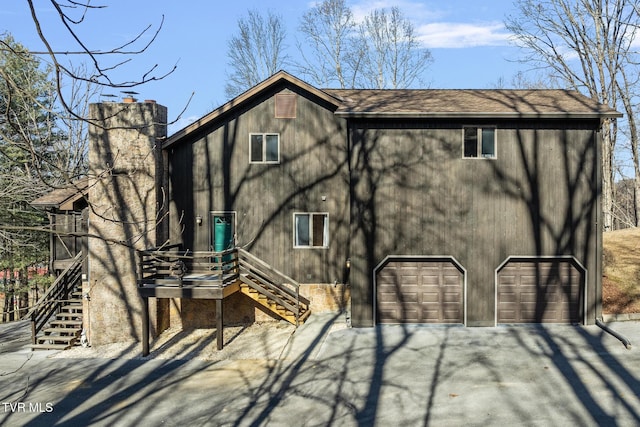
[603,276,640,314]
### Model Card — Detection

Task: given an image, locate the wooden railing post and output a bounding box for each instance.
[142,296,150,357]
[31,315,36,345]
[296,287,300,326]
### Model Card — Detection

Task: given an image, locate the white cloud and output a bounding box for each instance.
[350,0,443,23]
[417,22,512,48]
[346,1,512,49]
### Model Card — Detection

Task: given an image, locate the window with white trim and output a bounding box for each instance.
[294,213,329,248]
[463,127,496,158]
[250,133,280,163]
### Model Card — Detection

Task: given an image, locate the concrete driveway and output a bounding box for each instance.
[1,314,640,426]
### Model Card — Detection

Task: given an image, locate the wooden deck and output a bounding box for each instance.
[137,273,241,298]
[137,246,309,356]
[137,247,241,354]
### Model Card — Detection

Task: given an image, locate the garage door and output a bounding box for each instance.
[376,258,464,324]
[497,258,584,324]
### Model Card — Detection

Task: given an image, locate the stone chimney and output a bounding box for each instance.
[86,100,168,347]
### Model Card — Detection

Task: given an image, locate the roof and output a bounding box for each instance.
[325,88,622,119]
[165,71,622,147]
[164,71,342,149]
[31,178,89,211]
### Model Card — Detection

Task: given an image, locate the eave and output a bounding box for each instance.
[334,111,623,120]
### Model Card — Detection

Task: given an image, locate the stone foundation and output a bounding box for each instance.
[165,283,350,330]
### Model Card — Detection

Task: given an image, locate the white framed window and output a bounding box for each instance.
[293,213,329,248]
[463,127,496,159]
[250,133,280,163]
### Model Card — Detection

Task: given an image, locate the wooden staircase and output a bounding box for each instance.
[138,246,311,327]
[237,248,310,325]
[31,290,83,350]
[25,252,84,351]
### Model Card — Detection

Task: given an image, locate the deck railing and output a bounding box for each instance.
[25,251,84,344]
[137,245,309,325]
[137,245,239,286]
[236,248,308,325]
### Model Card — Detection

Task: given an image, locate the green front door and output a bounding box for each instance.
[211,213,234,263]
[213,215,233,251]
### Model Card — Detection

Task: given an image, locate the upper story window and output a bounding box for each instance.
[250,133,280,163]
[294,213,329,248]
[463,127,496,159]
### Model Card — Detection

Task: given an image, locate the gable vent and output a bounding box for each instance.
[275,93,297,118]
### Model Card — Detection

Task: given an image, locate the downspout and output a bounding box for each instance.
[596,318,632,349]
[594,124,603,325]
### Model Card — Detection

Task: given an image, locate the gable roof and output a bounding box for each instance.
[31,178,89,211]
[326,88,622,119]
[165,71,622,148]
[164,71,342,149]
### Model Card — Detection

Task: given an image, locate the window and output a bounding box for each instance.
[294,213,329,248]
[250,133,279,163]
[463,127,496,158]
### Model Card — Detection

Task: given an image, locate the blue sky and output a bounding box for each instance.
[2,1,528,134]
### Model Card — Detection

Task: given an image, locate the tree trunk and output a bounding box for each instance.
[1,273,7,323]
[18,268,29,319]
[7,273,14,322]
[634,178,640,227]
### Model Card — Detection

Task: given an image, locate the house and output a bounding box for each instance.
[30,179,88,274]
[53,71,622,349]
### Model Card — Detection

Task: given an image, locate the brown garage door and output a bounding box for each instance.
[497,258,584,324]
[376,258,464,324]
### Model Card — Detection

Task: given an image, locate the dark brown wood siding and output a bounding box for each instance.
[349,118,601,326]
[51,211,87,273]
[168,83,349,284]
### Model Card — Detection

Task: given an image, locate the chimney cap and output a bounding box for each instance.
[121,90,139,103]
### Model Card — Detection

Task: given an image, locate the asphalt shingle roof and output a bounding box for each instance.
[30,178,88,210]
[165,71,622,148]
[324,88,621,118]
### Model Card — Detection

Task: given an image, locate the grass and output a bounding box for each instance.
[603,227,640,314]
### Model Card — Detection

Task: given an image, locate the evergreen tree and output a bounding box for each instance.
[0,33,63,317]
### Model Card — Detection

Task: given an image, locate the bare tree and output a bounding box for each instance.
[0,2,176,319]
[225,10,289,98]
[25,1,174,124]
[614,55,640,226]
[0,2,176,192]
[506,0,640,230]
[491,71,559,89]
[298,0,358,88]
[298,1,432,90]
[612,178,636,228]
[356,7,433,89]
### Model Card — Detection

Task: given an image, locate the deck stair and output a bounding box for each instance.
[25,252,84,351]
[137,247,310,327]
[237,248,310,325]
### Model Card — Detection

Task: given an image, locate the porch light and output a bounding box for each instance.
[196,215,202,225]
